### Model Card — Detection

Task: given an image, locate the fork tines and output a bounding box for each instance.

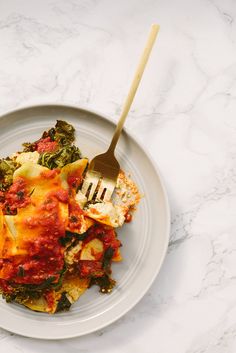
[81,170,115,202]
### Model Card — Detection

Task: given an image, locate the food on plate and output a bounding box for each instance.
[0,120,140,313]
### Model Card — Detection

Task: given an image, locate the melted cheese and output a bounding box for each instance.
[60,159,88,189]
[0,210,18,258]
[75,190,87,208]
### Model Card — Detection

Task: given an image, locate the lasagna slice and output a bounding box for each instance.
[0,160,89,312]
[0,121,139,313]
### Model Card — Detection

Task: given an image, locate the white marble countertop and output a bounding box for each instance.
[0,0,236,352]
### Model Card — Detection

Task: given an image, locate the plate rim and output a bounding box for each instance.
[0,103,170,339]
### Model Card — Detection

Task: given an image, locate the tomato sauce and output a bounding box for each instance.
[4,177,30,214]
[77,225,121,278]
[0,213,65,285]
[82,225,121,259]
[36,137,58,153]
[40,169,59,179]
[44,290,56,311]
[0,185,67,286]
[67,172,83,189]
[78,260,104,278]
[48,189,69,204]
[68,199,85,232]
[0,155,122,296]
[0,278,14,294]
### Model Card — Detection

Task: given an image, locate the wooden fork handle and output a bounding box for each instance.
[107,23,160,154]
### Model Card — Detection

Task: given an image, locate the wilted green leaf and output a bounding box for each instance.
[47,120,76,146]
[0,158,18,191]
[38,145,82,169]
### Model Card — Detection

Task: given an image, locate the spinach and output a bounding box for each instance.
[51,264,67,290]
[22,142,37,152]
[25,276,57,291]
[102,247,114,273]
[3,285,43,304]
[90,274,116,294]
[65,230,88,241]
[16,191,24,200]
[59,230,88,246]
[17,266,25,277]
[88,248,116,293]
[52,120,76,146]
[56,292,71,312]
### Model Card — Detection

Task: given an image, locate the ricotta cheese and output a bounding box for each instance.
[13,151,40,165]
[86,201,126,227]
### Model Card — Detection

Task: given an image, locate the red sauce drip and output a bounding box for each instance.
[125,212,132,223]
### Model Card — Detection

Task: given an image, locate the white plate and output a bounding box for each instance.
[0,104,170,339]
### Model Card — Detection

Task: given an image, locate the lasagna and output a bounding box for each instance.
[0,121,140,313]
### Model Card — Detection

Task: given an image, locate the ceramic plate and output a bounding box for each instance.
[0,104,170,339]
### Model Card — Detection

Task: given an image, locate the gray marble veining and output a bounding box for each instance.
[0,0,236,352]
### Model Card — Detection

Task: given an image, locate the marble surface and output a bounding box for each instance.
[0,0,236,352]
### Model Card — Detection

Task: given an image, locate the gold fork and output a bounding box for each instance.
[81,24,160,202]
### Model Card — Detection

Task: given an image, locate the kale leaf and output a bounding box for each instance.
[0,158,18,191]
[43,120,76,147]
[38,145,82,169]
[22,142,37,152]
[52,120,76,146]
[23,120,76,152]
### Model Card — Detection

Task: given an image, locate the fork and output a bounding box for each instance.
[81,24,160,202]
